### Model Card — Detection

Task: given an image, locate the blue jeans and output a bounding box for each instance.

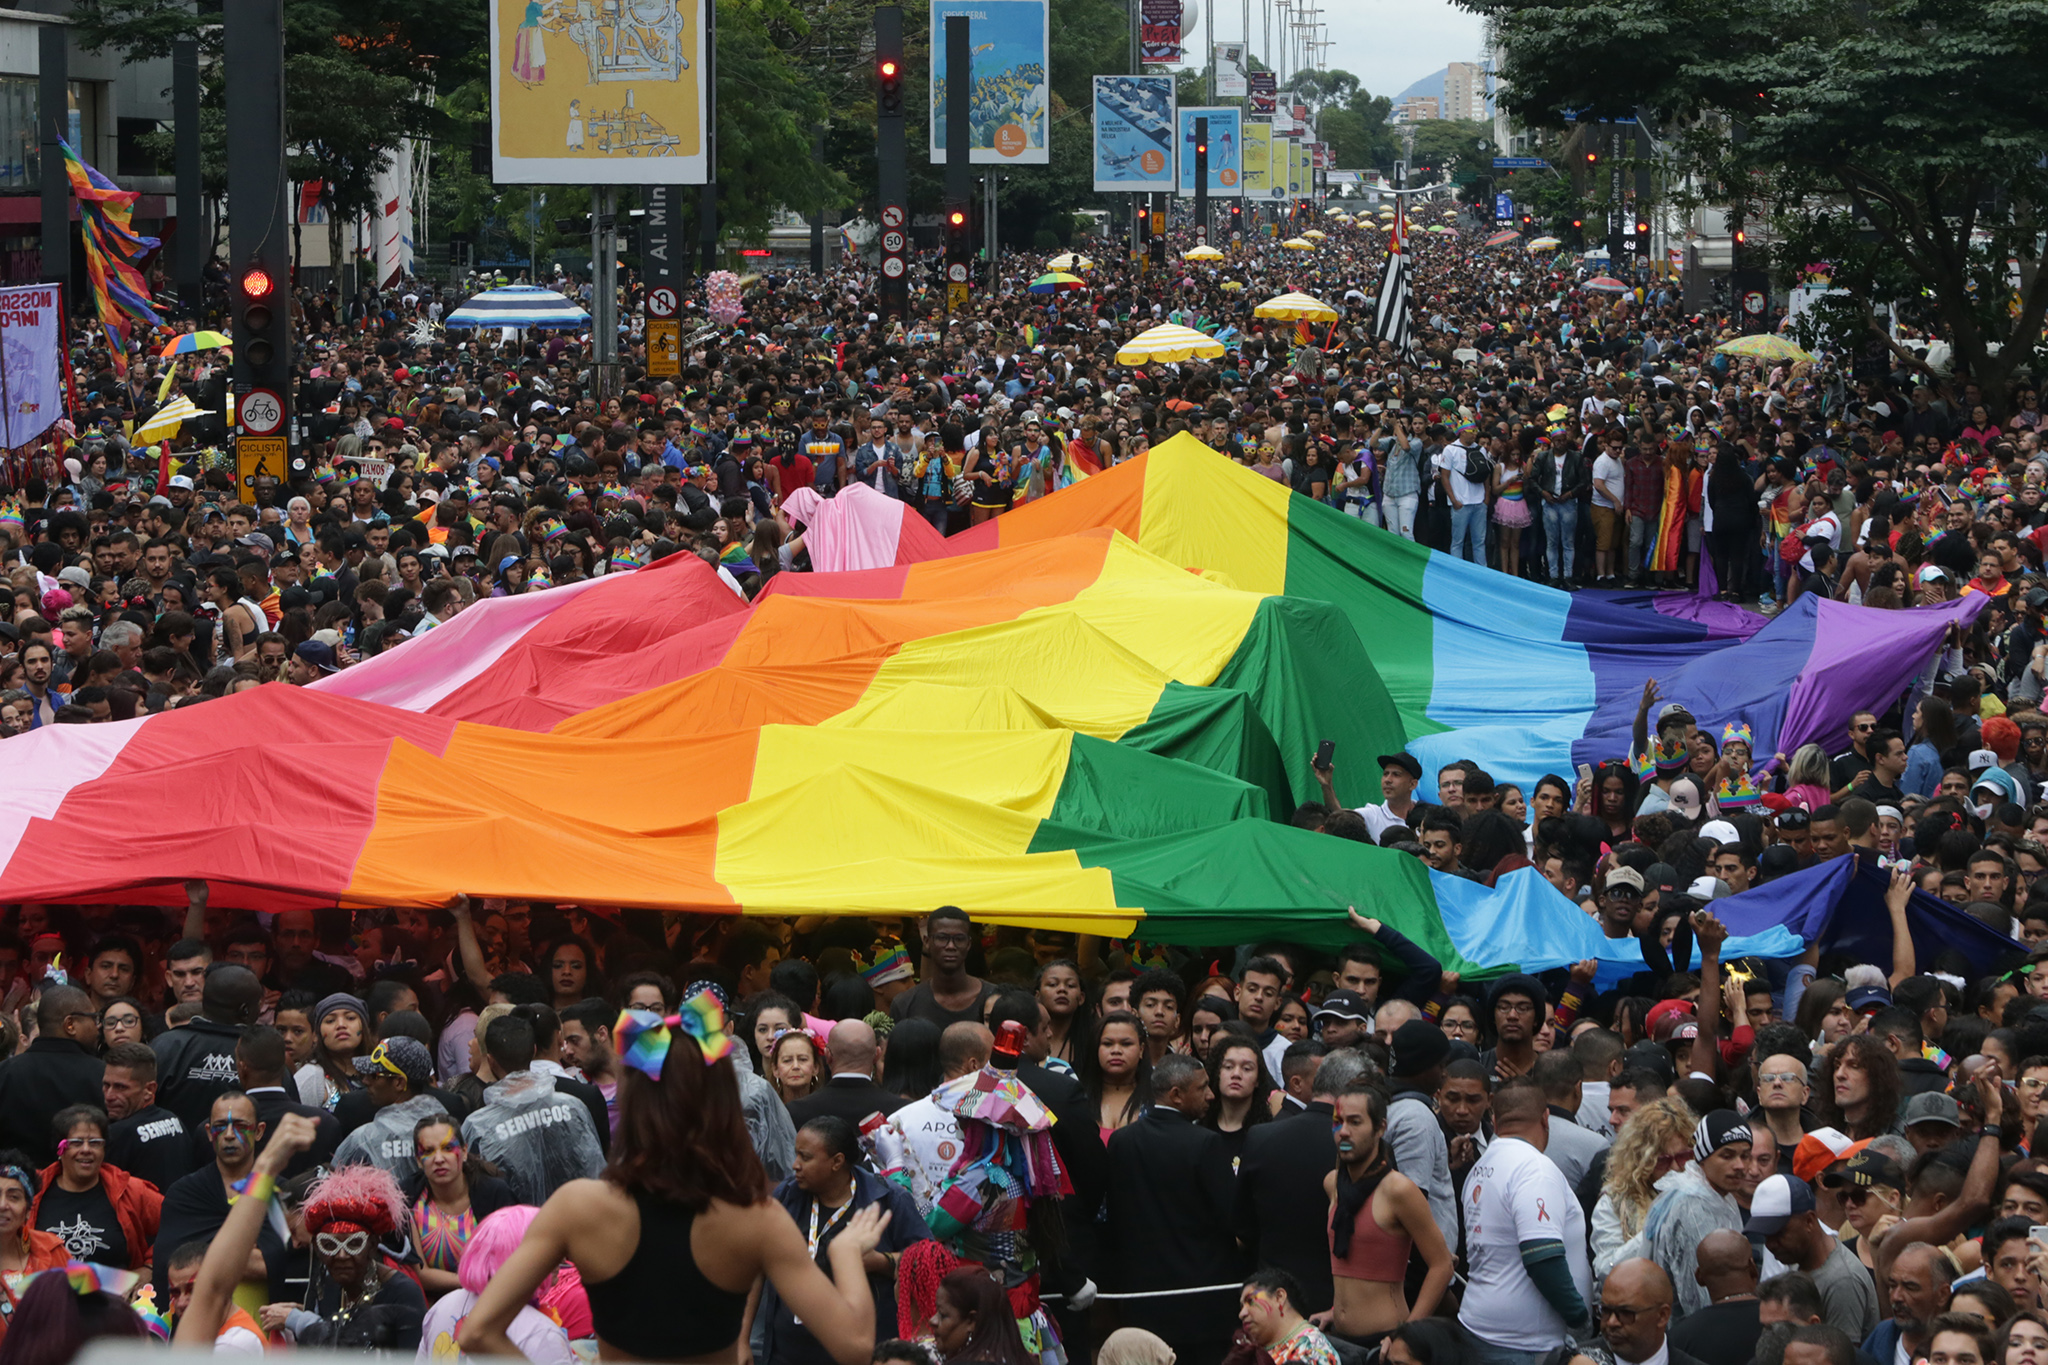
[1542,498,1578,580]
[1451,503,1488,563]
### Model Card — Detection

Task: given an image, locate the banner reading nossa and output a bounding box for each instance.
[0,283,62,448]
[490,0,709,184]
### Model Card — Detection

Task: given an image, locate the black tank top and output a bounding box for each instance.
[583,1190,748,1359]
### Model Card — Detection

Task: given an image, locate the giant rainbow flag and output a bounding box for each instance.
[0,438,2010,978]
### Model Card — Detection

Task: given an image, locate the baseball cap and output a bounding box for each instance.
[1376,752,1422,779]
[1968,748,2000,773]
[145,495,174,511]
[1824,1148,1903,1191]
[1647,999,1696,1042]
[1311,989,1372,1023]
[353,1037,435,1088]
[293,641,341,675]
[1657,701,1695,726]
[236,531,276,555]
[1699,819,1741,846]
[1902,1092,1962,1130]
[167,474,194,491]
[1845,984,1892,1013]
[1744,1174,1818,1236]
[1792,1127,1859,1184]
[1605,866,1645,893]
[1642,863,1682,894]
[56,565,91,591]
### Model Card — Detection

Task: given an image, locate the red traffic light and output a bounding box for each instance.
[241,267,274,299]
[880,59,897,77]
[1571,218,1582,228]
[948,210,966,227]
[1585,151,1597,164]
[1635,219,1650,234]
[1733,227,1747,244]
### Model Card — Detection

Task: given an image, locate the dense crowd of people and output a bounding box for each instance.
[0,183,2044,1365]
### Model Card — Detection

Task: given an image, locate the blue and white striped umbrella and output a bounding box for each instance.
[444,284,590,330]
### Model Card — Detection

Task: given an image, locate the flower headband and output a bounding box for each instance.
[615,989,734,1080]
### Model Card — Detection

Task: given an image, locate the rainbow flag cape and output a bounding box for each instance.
[59,138,160,374]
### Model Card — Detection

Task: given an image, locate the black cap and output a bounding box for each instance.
[1643,862,1682,894]
[1377,752,1422,779]
[2027,587,2048,613]
[1311,989,1372,1023]
[1390,1018,1451,1078]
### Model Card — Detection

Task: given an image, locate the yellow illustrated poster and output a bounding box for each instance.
[1241,121,1270,200]
[490,0,709,183]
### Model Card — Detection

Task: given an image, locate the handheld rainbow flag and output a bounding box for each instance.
[59,138,160,375]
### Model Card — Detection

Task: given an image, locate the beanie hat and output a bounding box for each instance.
[1694,1108,1753,1161]
[1390,1018,1450,1078]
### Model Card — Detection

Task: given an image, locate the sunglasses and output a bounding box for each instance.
[316,1231,371,1257]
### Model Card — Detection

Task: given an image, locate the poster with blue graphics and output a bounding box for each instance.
[928,0,1049,165]
[1176,106,1242,198]
[1092,74,1175,192]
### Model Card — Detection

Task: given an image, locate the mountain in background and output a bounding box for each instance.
[1396,67,1447,104]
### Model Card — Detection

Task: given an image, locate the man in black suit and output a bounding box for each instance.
[234,1024,339,1178]
[0,986,106,1164]
[1104,1052,1242,1365]
[788,1020,908,1127]
[1233,1047,1372,1316]
[1603,1259,1711,1365]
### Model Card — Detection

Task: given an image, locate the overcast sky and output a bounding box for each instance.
[1199,0,1485,102]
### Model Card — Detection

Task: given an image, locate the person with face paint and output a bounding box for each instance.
[1322,1081,1453,1342]
[403,1114,519,1298]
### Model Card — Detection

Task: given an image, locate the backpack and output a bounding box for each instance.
[1460,444,1495,487]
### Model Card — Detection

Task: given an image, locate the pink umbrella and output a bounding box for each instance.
[1583,275,1632,293]
[1485,230,1520,247]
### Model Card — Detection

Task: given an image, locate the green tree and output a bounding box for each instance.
[1469,0,2048,410]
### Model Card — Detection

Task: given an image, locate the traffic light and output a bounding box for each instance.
[1585,151,1597,165]
[1733,226,1747,246]
[877,56,902,118]
[234,263,286,380]
[945,205,970,264]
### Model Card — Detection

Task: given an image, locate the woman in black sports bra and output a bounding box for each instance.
[459,992,892,1363]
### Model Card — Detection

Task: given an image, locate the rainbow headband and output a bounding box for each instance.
[615,989,733,1079]
[1722,722,1753,749]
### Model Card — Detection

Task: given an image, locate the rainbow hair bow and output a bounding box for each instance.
[615,989,734,1079]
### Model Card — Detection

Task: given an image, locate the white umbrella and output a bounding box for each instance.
[445,284,591,330]
[137,395,204,442]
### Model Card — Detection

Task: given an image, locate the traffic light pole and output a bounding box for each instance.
[591,184,618,398]
[943,15,971,309]
[224,0,292,489]
[874,6,907,318]
[172,36,203,320]
[1194,116,1208,245]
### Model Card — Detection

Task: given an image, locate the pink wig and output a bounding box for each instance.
[457,1205,539,1295]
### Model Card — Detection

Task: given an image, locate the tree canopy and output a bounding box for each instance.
[1468,0,2048,405]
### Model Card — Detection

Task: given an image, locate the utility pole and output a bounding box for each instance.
[698,0,718,272]
[590,186,618,398]
[809,125,826,274]
[37,25,66,293]
[173,36,203,319]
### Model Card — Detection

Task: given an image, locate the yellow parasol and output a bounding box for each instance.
[1527,237,1562,252]
[137,395,204,442]
[1281,237,1316,250]
[1714,333,1815,363]
[1302,229,1327,240]
[1046,252,1096,271]
[1253,291,1340,323]
[1182,245,1225,261]
[1115,323,1227,365]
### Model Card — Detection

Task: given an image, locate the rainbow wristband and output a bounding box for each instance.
[230,1172,276,1204]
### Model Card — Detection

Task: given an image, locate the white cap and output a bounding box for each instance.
[1968,748,1999,772]
[1698,819,1741,846]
